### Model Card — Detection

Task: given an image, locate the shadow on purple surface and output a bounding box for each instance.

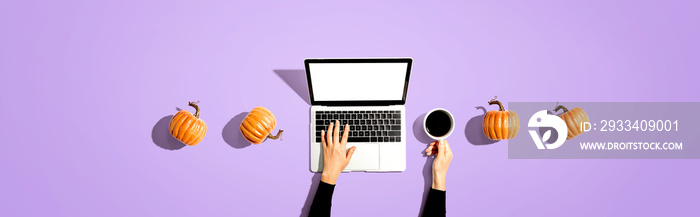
[465,106,498,145]
[414,113,437,216]
[418,156,434,217]
[299,173,322,217]
[274,69,311,105]
[222,112,252,149]
[413,113,434,145]
[151,115,186,150]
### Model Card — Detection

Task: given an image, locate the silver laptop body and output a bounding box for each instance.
[305,58,412,172]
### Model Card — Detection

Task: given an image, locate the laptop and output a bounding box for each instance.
[306,58,412,172]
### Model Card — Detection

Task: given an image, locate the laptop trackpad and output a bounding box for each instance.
[345,144,379,171]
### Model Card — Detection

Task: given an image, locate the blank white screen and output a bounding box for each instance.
[309,63,408,101]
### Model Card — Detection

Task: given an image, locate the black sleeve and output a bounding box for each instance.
[308,181,336,217]
[421,188,446,217]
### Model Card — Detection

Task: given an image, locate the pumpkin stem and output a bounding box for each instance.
[267,129,284,140]
[554,105,569,113]
[188,101,201,118]
[488,96,505,111]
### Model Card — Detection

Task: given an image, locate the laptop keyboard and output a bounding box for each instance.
[315,110,402,143]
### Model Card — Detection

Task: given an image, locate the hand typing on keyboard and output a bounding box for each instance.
[320,120,357,185]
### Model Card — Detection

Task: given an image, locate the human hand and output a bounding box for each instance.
[425,140,453,191]
[320,120,357,185]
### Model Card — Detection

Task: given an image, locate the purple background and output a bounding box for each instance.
[1,0,698,216]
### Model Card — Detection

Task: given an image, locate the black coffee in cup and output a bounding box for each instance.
[425,110,452,137]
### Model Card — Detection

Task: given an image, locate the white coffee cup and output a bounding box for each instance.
[423,108,455,141]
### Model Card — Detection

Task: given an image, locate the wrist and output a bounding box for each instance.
[321,172,338,185]
[432,172,446,191]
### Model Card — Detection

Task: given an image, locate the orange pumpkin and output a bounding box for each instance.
[483,96,520,140]
[240,107,283,144]
[554,104,589,140]
[169,101,207,146]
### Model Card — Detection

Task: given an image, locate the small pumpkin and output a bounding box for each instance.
[554,103,589,140]
[240,107,283,144]
[483,96,520,140]
[169,101,207,146]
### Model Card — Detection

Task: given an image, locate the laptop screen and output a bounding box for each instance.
[306,58,412,105]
